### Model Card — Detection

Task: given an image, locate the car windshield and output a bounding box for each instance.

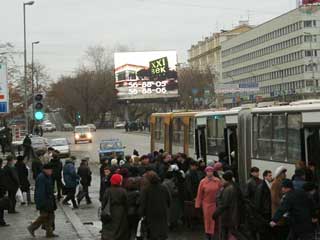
[75,127,89,133]
[101,141,122,150]
[50,139,68,146]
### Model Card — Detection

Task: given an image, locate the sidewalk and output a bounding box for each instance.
[0,203,80,240]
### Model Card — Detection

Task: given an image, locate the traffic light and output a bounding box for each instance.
[76,112,81,125]
[34,93,44,121]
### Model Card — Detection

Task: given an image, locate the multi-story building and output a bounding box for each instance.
[221,5,320,104]
[188,21,253,75]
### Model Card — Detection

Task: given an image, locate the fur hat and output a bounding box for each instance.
[274,166,287,178]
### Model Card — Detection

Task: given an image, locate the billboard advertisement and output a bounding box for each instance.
[0,64,9,113]
[114,51,178,100]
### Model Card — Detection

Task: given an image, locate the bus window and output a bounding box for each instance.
[207,118,226,156]
[257,114,272,159]
[272,114,286,161]
[155,118,163,143]
[287,114,302,163]
[172,118,184,145]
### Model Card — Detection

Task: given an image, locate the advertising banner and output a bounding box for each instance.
[114,51,178,101]
[0,64,9,113]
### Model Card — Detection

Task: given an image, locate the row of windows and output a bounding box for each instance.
[222,36,304,68]
[222,51,304,79]
[260,80,306,95]
[222,20,319,58]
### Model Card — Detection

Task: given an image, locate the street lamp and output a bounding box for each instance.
[31,41,40,125]
[23,0,35,134]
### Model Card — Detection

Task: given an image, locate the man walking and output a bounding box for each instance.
[27,163,58,238]
[50,151,63,201]
[22,135,32,161]
[62,157,79,209]
[77,158,92,205]
[3,155,20,213]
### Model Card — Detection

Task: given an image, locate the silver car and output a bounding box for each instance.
[48,138,71,158]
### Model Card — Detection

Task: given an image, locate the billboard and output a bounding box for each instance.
[0,64,9,113]
[114,51,178,100]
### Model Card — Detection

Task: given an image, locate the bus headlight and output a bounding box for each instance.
[87,133,92,139]
[75,134,80,140]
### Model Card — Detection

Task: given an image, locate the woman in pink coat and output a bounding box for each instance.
[195,166,222,240]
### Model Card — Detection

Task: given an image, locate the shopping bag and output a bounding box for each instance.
[15,188,23,203]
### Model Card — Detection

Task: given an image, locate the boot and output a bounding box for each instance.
[27,225,36,237]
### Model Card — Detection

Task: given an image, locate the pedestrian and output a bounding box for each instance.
[22,135,32,161]
[3,155,20,213]
[270,166,289,240]
[100,166,112,202]
[139,171,171,240]
[255,170,273,240]
[27,163,58,238]
[77,158,92,205]
[292,169,306,191]
[0,158,9,226]
[195,166,222,240]
[184,160,203,201]
[101,173,129,240]
[62,157,79,209]
[15,156,31,205]
[270,179,315,240]
[31,155,43,180]
[212,170,243,240]
[245,167,262,204]
[50,151,63,201]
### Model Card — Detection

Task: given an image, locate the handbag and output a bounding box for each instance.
[100,193,112,223]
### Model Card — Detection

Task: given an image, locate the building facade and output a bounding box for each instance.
[221,5,320,104]
[188,21,253,75]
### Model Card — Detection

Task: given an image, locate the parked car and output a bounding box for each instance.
[74,125,92,144]
[114,121,126,129]
[31,136,49,154]
[48,138,71,158]
[63,123,73,131]
[87,124,97,132]
[99,139,125,163]
[42,122,55,132]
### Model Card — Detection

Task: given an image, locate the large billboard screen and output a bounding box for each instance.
[114,51,178,100]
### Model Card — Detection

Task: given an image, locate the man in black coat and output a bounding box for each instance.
[22,135,32,161]
[0,158,9,226]
[270,179,315,240]
[255,170,273,240]
[77,158,92,205]
[184,160,203,201]
[245,167,262,204]
[15,156,31,204]
[3,155,20,213]
[50,151,63,200]
[27,163,58,238]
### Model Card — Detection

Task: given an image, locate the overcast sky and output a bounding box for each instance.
[1,0,297,81]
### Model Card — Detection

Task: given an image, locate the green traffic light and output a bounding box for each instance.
[34,111,44,121]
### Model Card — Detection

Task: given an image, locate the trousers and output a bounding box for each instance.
[29,211,55,235]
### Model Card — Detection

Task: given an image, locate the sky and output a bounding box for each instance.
[0,0,297,81]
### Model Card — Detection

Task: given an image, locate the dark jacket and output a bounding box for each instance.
[292,177,306,191]
[2,164,20,192]
[34,172,57,212]
[184,169,203,201]
[245,176,262,203]
[213,182,241,228]
[272,189,315,236]
[139,182,171,239]
[100,175,111,202]
[50,157,63,180]
[15,161,30,192]
[63,160,79,188]
[101,186,129,240]
[255,180,272,220]
[77,165,92,187]
[31,158,43,180]
[0,167,6,197]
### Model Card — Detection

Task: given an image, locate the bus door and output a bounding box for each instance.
[195,126,207,163]
[225,126,238,166]
[304,127,320,182]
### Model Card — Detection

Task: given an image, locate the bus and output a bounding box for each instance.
[150,112,198,157]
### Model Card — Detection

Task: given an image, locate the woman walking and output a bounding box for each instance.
[101,173,129,240]
[195,166,222,240]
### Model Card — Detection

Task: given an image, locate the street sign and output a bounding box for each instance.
[0,64,9,113]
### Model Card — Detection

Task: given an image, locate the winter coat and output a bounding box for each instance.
[292,177,306,191]
[34,172,57,212]
[213,182,241,228]
[2,164,20,192]
[0,167,6,196]
[50,157,62,180]
[31,158,43,180]
[139,182,171,239]
[195,177,222,235]
[271,176,283,216]
[15,161,30,192]
[245,176,262,203]
[184,169,203,201]
[101,186,129,240]
[100,175,111,202]
[162,178,181,225]
[63,161,79,188]
[272,189,315,236]
[127,189,140,217]
[77,165,92,187]
[255,180,272,221]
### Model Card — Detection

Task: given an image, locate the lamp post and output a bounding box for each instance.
[23,0,35,134]
[31,41,39,131]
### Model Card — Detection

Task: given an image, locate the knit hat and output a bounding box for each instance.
[222,170,234,181]
[205,166,214,172]
[110,174,123,186]
[274,166,287,178]
[111,159,118,166]
[281,179,293,189]
[213,162,223,172]
[119,160,125,166]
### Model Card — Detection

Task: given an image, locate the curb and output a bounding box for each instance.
[58,202,95,240]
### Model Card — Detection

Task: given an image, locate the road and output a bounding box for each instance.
[0,129,204,240]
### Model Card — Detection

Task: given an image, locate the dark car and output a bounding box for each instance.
[99,139,125,163]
